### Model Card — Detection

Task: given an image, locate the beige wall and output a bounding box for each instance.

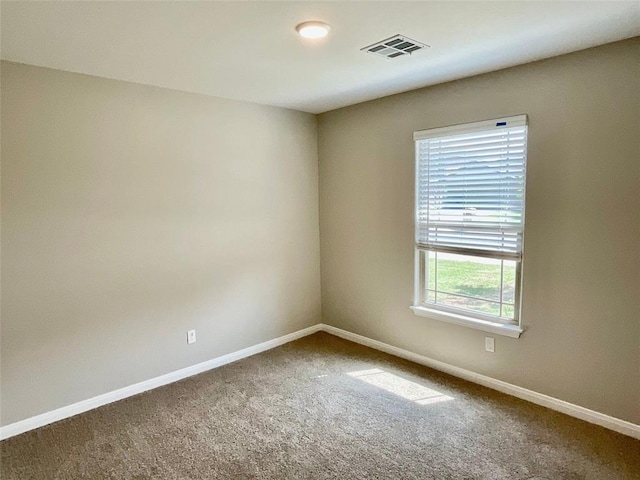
[318,39,640,424]
[1,62,321,426]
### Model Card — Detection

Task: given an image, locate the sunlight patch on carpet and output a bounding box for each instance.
[347,368,454,405]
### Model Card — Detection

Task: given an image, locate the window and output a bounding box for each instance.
[411,115,528,338]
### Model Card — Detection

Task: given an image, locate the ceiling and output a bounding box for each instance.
[2,1,639,114]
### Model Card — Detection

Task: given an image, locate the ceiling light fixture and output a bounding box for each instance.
[296,21,331,39]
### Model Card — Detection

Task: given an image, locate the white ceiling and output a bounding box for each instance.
[2,1,639,114]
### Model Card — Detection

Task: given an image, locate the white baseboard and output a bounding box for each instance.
[2,322,638,441]
[0,324,323,441]
[321,324,640,440]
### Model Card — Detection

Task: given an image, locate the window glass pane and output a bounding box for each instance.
[502,304,515,319]
[422,250,437,303]
[437,293,501,316]
[502,260,516,304]
[422,250,518,321]
[427,251,436,291]
[435,252,501,301]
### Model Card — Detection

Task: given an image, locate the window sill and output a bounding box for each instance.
[410,305,524,338]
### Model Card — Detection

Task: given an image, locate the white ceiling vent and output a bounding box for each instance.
[361,34,429,59]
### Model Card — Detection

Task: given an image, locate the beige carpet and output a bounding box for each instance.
[1,332,639,479]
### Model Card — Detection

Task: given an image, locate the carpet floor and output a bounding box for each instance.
[1,332,639,479]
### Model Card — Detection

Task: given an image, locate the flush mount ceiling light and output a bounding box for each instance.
[296,21,331,39]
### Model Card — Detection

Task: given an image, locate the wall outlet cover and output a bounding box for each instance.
[485,337,495,353]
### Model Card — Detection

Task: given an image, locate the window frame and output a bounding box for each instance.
[411,116,528,338]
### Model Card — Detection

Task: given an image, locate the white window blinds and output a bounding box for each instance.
[414,115,527,260]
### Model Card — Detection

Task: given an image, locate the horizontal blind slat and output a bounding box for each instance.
[421,185,523,192]
[422,145,526,157]
[416,245,522,261]
[417,222,522,231]
[422,133,526,147]
[423,166,525,176]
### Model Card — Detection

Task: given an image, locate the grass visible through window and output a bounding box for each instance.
[425,252,516,319]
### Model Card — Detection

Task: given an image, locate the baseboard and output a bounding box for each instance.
[3,322,638,441]
[321,324,640,440]
[0,324,323,441]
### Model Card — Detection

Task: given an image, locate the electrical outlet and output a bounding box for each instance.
[187,329,196,344]
[485,336,495,353]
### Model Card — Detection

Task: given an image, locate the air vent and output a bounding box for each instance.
[361,34,429,59]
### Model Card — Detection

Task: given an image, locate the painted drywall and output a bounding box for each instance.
[318,39,640,424]
[1,62,321,426]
